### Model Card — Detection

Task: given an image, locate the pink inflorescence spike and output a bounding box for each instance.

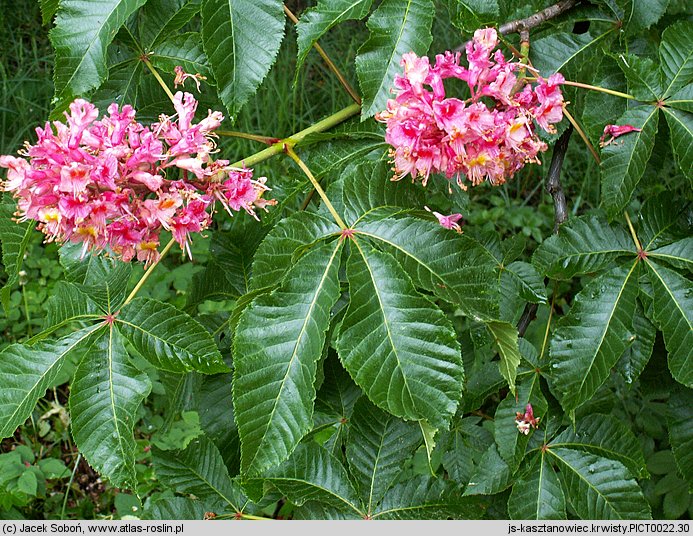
[376,28,565,190]
[0,92,275,265]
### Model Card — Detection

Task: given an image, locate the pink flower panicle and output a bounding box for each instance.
[599,124,641,147]
[376,28,566,190]
[515,403,541,435]
[0,92,274,265]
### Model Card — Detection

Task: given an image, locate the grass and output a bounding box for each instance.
[0,1,54,155]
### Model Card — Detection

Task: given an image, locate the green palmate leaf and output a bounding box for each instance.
[0,326,98,439]
[662,108,693,181]
[508,453,566,520]
[532,215,634,279]
[356,0,434,119]
[494,374,547,469]
[0,195,35,314]
[600,105,659,219]
[531,30,612,79]
[296,0,373,75]
[549,263,639,412]
[447,0,499,32]
[315,354,362,422]
[486,321,522,394]
[464,443,513,496]
[550,415,647,478]
[314,353,361,457]
[58,242,132,311]
[49,0,148,113]
[660,21,693,98]
[582,59,628,144]
[260,443,362,515]
[293,502,360,520]
[616,54,663,101]
[621,0,669,31]
[336,242,463,428]
[187,226,265,308]
[373,475,481,520]
[666,84,693,113]
[355,209,499,320]
[201,0,285,119]
[144,497,208,521]
[302,140,386,185]
[667,387,693,488]
[44,281,103,330]
[153,435,248,514]
[187,260,239,307]
[648,237,693,272]
[149,33,213,82]
[499,271,524,325]
[346,398,421,513]
[502,262,547,304]
[117,297,228,374]
[548,447,651,520]
[645,259,693,387]
[70,325,151,490]
[251,212,340,290]
[438,417,493,488]
[198,374,239,473]
[638,193,690,250]
[234,240,343,474]
[461,360,505,414]
[138,0,201,49]
[40,0,60,25]
[331,160,425,226]
[92,59,143,110]
[419,419,437,476]
[615,302,656,385]
[210,226,266,297]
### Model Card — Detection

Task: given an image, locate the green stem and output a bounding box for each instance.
[563,106,600,165]
[624,212,642,251]
[216,131,279,144]
[230,103,361,168]
[61,452,81,520]
[527,77,637,101]
[283,4,361,105]
[122,238,176,307]
[142,57,177,104]
[22,285,32,338]
[285,146,347,230]
[240,513,271,521]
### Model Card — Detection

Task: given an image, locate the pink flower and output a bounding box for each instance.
[425,206,463,233]
[599,124,642,147]
[0,155,29,191]
[534,73,565,133]
[0,94,273,265]
[515,403,540,435]
[173,66,207,92]
[58,163,92,195]
[376,28,565,189]
[173,91,198,132]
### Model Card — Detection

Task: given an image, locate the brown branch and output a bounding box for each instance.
[546,125,573,233]
[454,0,580,52]
[516,125,573,338]
[517,303,538,338]
[498,0,580,35]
